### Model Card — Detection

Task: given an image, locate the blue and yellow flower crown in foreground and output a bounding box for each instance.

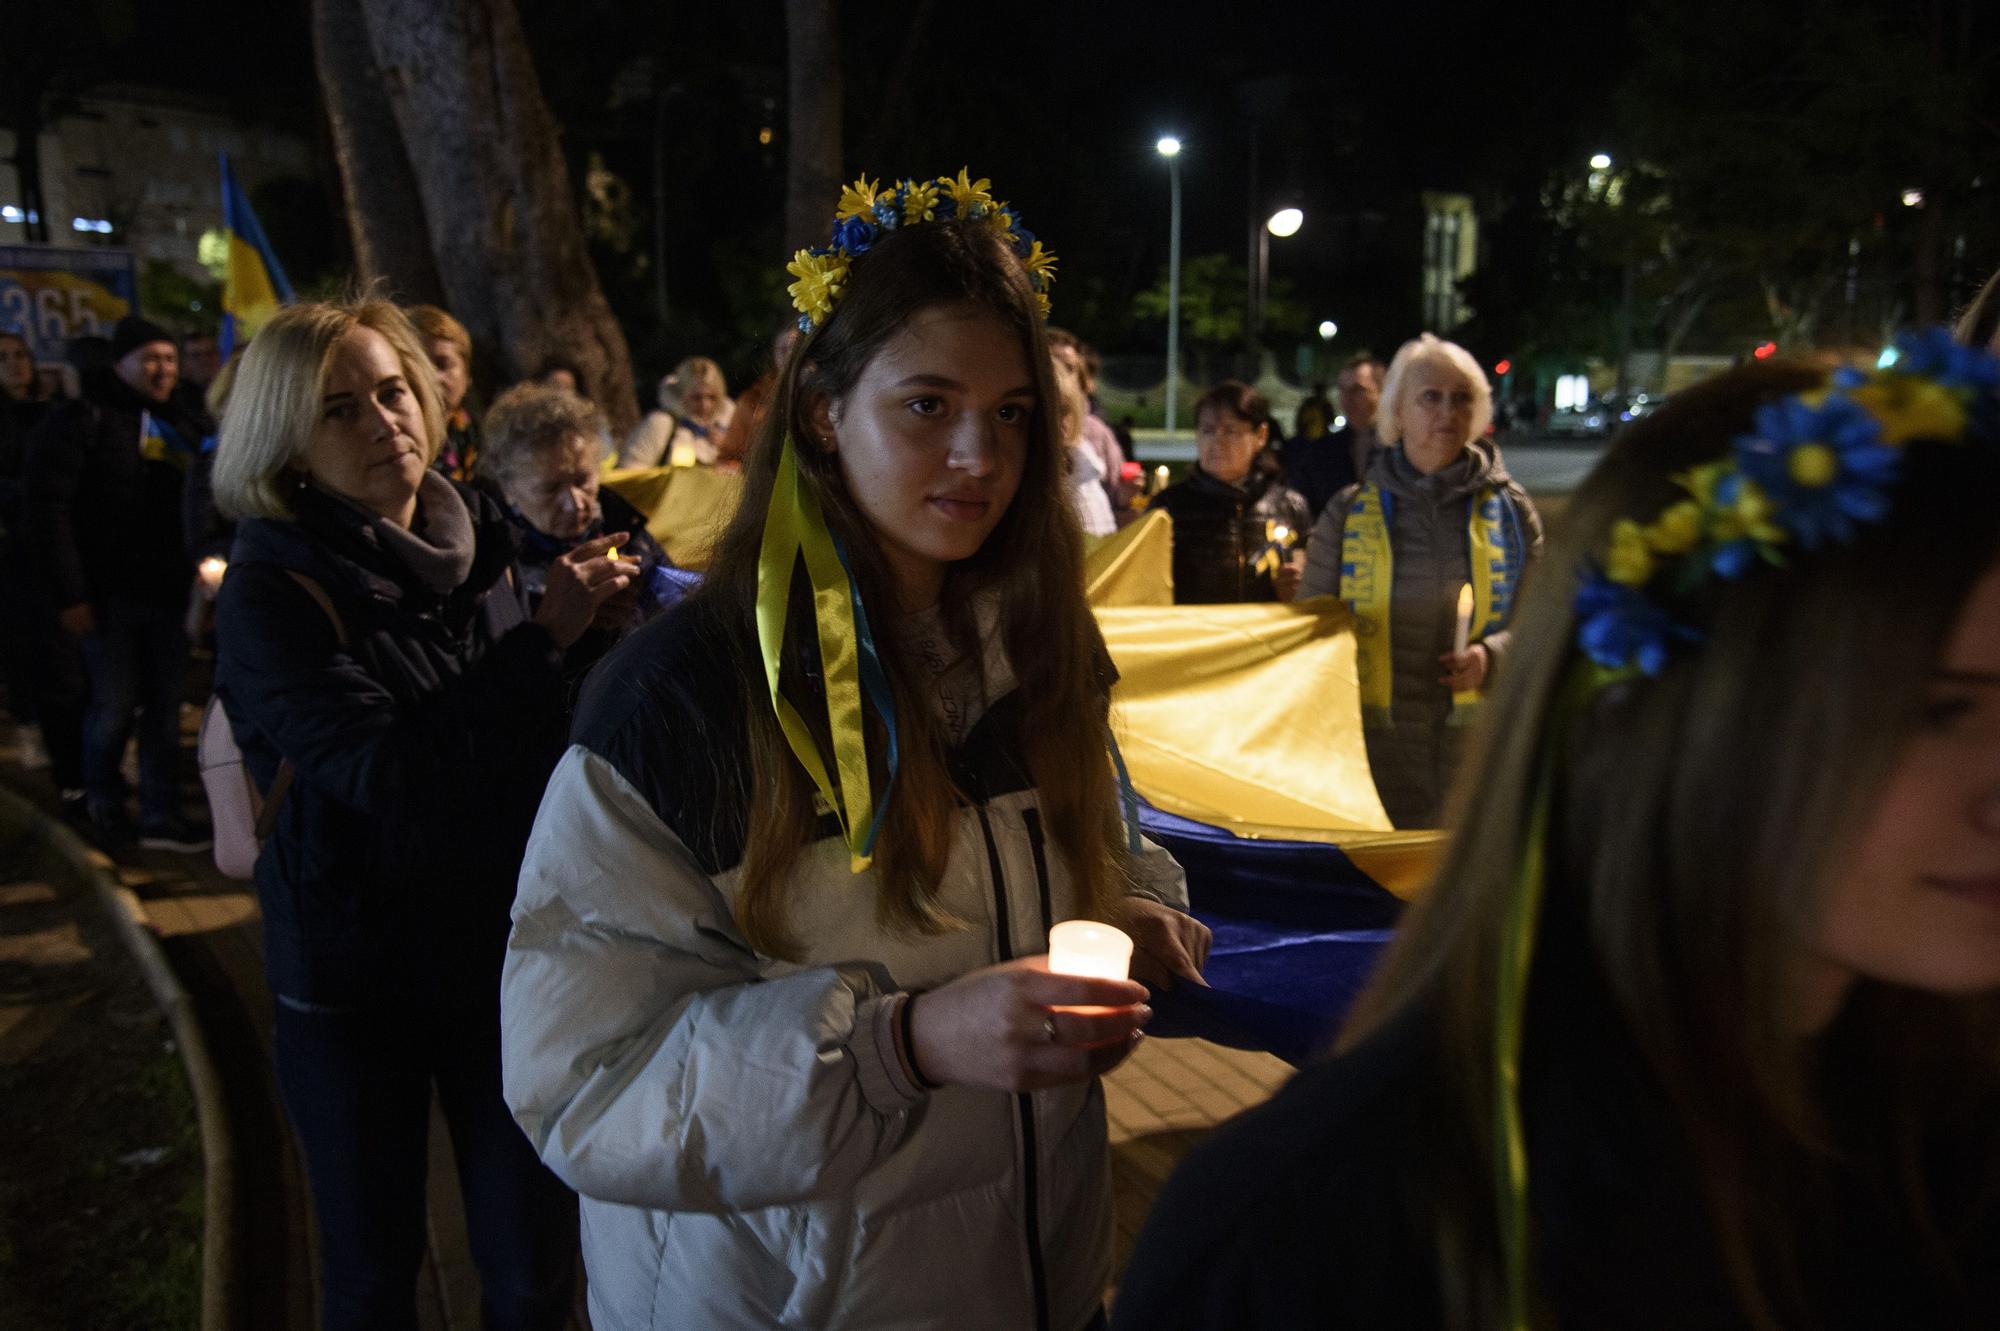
[1574,328,2000,678]
[786,168,1058,333]
[1494,328,2000,1330]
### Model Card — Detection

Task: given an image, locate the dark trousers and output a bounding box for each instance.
[272,996,577,1331]
[78,600,187,819]
[35,629,86,791]
[0,551,86,789]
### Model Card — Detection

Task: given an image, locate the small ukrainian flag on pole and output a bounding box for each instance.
[219,152,295,359]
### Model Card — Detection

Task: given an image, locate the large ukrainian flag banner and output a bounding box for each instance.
[219,153,294,358]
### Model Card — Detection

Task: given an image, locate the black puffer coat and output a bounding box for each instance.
[214,479,569,1008]
[1147,463,1311,604]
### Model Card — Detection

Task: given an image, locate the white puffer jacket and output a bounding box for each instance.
[500,599,1188,1330]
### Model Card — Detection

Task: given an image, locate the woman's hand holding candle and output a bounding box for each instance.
[904,958,1149,1093]
[1439,582,1490,691]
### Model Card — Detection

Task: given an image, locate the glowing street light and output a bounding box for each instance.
[1589,152,1613,171]
[1156,136,1182,158]
[1265,207,1303,238]
[1902,188,1925,208]
[1318,320,1338,341]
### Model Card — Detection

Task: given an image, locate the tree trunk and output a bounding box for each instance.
[350,0,639,433]
[856,0,933,170]
[785,0,843,255]
[312,0,446,307]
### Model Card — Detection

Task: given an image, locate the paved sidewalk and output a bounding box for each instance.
[1105,1033,1294,1272]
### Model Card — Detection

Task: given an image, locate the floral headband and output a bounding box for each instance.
[1573,328,2000,679]
[785,168,1059,333]
[1493,326,1999,1330]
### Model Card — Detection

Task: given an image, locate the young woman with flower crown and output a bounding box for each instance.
[499,172,1209,1331]
[1114,335,2000,1331]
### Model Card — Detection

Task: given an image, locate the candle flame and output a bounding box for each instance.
[1457,583,1473,617]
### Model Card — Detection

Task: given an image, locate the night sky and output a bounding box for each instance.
[72,0,1989,379]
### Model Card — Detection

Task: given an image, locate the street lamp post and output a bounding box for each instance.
[1157,136,1184,440]
[1253,207,1304,357]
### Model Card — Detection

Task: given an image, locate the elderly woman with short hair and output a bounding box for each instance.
[1301,332,1544,828]
[481,382,679,639]
[209,297,639,1330]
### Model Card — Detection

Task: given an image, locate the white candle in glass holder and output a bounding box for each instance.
[1047,920,1133,980]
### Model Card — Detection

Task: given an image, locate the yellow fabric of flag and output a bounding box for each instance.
[223,233,282,342]
[1099,598,1444,899]
[1083,509,1174,607]
[602,465,744,570]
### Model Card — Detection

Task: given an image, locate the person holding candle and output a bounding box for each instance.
[209,297,639,1329]
[1114,337,2000,1330]
[499,172,1208,1331]
[479,381,684,643]
[1300,333,1543,828]
[1147,380,1312,604]
[617,355,735,469]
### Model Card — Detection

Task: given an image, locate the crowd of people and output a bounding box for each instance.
[0,180,1996,1331]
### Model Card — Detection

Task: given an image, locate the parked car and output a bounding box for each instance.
[1546,403,1611,438]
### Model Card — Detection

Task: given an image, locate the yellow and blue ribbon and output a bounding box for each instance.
[755,436,897,871]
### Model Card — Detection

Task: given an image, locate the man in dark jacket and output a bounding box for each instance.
[1280,354,1384,520]
[24,316,214,850]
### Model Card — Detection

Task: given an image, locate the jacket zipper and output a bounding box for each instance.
[1022,808,1054,932]
[976,806,1052,1331]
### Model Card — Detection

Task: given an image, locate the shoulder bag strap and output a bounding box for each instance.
[252,570,350,842]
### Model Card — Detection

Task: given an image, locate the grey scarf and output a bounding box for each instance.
[368,470,477,594]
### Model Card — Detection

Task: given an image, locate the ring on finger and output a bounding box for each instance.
[1042,1016,1057,1043]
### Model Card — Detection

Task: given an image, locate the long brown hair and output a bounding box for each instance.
[1340,360,2000,1328]
[697,218,1128,959]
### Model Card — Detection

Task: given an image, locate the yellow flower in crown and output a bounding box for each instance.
[1672,460,1729,509]
[1022,240,1059,289]
[1846,372,1968,445]
[941,167,995,215]
[1604,519,1656,587]
[836,175,886,222]
[1645,500,1704,555]
[1034,290,1052,319]
[1709,471,1786,548]
[901,180,942,224]
[787,248,850,327]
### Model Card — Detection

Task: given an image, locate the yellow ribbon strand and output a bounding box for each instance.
[1454,497,1503,720]
[755,438,879,872]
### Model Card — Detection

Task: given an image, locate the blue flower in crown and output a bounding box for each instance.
[831,216,879,256]
[1890,326,2000,391]
[873,195,900,229]
[1732,393,1900,550]
[1574,570,1701,676]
